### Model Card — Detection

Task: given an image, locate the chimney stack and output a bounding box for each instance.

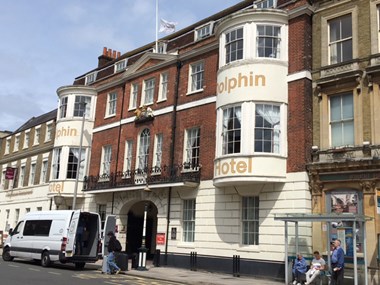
[98,46,122,68]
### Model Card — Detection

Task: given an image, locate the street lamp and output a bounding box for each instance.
[137,175,152,271]
[54,194,65,210]
[72,102,86,209]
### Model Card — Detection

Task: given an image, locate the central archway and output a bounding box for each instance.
[126,200,158,258]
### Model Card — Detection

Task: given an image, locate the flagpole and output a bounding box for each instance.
[155,0,158,53]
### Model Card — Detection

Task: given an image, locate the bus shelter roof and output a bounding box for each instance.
[274,212,372,223]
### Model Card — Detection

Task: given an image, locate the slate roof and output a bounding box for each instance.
[13,109,57,134]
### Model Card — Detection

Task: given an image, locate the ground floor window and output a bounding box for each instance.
[242,196,259,245]
[183,199,196,242]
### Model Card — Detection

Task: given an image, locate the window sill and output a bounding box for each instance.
[128,107,137,112]
[157,98,167,103]
[139,102,154,108]
[177,242,195,249]
[186,89,204,96]
[237,245,260,253]
[104,114,116,119]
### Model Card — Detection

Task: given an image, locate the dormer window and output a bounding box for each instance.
[255,0,277,8]
[115,59,128,73]
[155,42,167,54]
[195,22,214,41]
[85,72,97,85]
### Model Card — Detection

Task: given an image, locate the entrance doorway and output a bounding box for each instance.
[126,200,157,258]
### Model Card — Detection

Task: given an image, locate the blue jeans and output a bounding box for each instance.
[107,252,120,273]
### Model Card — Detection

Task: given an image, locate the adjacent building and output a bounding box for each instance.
[0,110,57,231]
[309,0,380,282]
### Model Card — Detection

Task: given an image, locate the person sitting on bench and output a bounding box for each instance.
[292,253,308,285]
[305,251,325,285]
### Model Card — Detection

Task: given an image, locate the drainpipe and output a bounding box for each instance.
[164,60,182,265]
[112,84,126,215]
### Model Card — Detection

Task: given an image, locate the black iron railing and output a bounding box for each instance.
[83,163,201,191]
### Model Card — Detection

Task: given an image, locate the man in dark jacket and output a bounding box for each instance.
[331,239,345,285]
[106,231,121,274]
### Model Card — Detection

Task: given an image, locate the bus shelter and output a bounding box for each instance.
[274,213,372,285]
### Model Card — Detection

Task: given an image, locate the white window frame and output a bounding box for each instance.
[59,97,68,119]
[188,61,204,94]
[141,78,155,106]
[123,140,133,177]
[328,14,352,65]
[184,127,200,171]
[256,25,281,59]
[225,27,244,65]
[182,199,196,243]
[52,148,62,180]
[24,131,30,149]
[137,129,150,170]
[14,135,20,152]
[242,196,259,246]
[1,170,6,190]
[45,122,53,142]
[155,42,167,54]
[158,73,168,102]
[106,92,117,117]
[255,0,277,8]
[329,93,354,147]
[254,104,281,154]
[67,147,86,179]
[5,138,10,154]
[15,209,20,226]
[100,145,112,176]
[222,105,242,155]
[34,127,41,146]
[40,160,48,184]
[74,96,91,118]
[129,83,139,110]
[29,163,36,186]
[85,72,97,85]
[19,165,26,188]
[114,59,128,73]
[195,22,214,41]
[152,134,163,173]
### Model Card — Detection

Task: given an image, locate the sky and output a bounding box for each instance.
[0,0,242,132]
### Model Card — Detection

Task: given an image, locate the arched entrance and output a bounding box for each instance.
[126,200,157,258]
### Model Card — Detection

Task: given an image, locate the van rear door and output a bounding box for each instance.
[102,215,116,256]
[66,210,81,257]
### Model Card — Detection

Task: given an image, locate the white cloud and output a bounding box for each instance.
[0,0,241,132]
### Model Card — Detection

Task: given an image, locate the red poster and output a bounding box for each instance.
[5,167,16,180]
[156,233,165,245]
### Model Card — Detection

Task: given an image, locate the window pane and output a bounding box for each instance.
[342,94,353,118]
[343,121,354,145]
[330,96,341,121]
[331,123,342,147]
[341,15,352,38]
[342,40,353,62]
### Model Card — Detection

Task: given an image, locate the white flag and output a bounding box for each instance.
[159,18,177,34]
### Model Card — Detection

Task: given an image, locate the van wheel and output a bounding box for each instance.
[2,248,14,261]
[75,262,86,270]
[41,252,51,267]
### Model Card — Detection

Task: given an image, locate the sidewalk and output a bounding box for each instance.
[96,259,284,285]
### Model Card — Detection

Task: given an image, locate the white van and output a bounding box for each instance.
[2,210,116,269]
